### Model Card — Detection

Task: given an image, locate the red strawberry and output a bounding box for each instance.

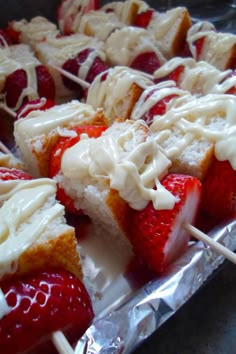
[134,9,154,28]
[130,52,161,75]
[16,98,55,119]
[6,22,20,44]
[201,157,236,222]
[129,174,202,273]
[0,268,94,354]
[4,69,28,109]
[140,86,178,125]
[49,125,107,214]
[62,48,108,95]
[193,37,205,60]
[36,65,56,101]
[155,65,185,86]
[0,167,32,181]
[0,29,12,46]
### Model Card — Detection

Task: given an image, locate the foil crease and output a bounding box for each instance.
[75,220,236,354]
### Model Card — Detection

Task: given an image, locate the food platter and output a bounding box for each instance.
[0,0,236,353]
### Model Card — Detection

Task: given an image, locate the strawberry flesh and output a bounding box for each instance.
[155,65,185,86]
[0,268,94,354]
[0,167,32,181]
[6,22,20,44]
[194,37,205,60]
[130,52,161,75]
[36,65,56,101]
[4,69,28,109]
[134,9,154,28]
[201,157,236,222]
[0,29,12,46]
[129,174,202,273]
[16,98,55,119]
[49,125,108,215]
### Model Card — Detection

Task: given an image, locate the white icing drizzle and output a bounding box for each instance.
[86,66,153,120]
[79,10,124,41]
[150,93,236,170]
[14,100,97,140]
[0,289,11,320]
[0,179,64,279]
[58,0,92,33]
[154,57,236,95]
[131,80,191,121]
[61,120,176,210]
[102,0,149,24]
[12,16,59,48]
[105,26,166,67]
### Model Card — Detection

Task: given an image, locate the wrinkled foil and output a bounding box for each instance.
[75,220,236,354]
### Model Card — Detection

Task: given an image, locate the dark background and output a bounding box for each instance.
[1,1,236,353]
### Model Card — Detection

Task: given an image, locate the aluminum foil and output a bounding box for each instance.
[75,219,236,354]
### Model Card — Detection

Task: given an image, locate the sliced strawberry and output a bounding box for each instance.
[36,65,56,101]
[0,167,32,181]
[201,157,236,222]
[62,48,108,95]
[0,268,94,354]
[155,65,185,86]
[16,98,55,120]
[140,87,178,125]
[86,56,109,83]
[134,9,154,28]
[0,29,12,46]
[49,125,107,214]
[193,37,205,60]
[129,174,202,274]
[4,69,28,109]
[130,52,161,75]
[6,22,20,44]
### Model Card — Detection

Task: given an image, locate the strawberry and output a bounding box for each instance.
[49,125,107,214]
[134,9,154,28]
[0,29,12,46]
[62,48,108,95]
[193,37,205,60]
[0,167,32,181]
[140,86,178,125]
[6,22,20,43]
[130,52,161,75]
[154,65,185,86]
[16,98,55,119]
[201,157,236,222]
[0,268,94,354]
[4,69,28,109]
[36,65,56,101]
[129,174,202,274]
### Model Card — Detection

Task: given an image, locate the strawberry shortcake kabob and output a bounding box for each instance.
[0,167,94,353]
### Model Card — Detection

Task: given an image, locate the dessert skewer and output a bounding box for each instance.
[0,168,94,353]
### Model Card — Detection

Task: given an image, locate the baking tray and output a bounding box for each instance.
[1,1,236,353]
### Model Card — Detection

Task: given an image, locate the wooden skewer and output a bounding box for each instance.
[184,223,236,264]
[0,140,13,155]
[51,331,75,354]
[51,64,90,89]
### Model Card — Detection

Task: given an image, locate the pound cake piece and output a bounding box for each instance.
[0,176,82,281]
[86,65,154,122]
[187,21,236,70]
[14,100,107,177]
[150,92,236,180]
